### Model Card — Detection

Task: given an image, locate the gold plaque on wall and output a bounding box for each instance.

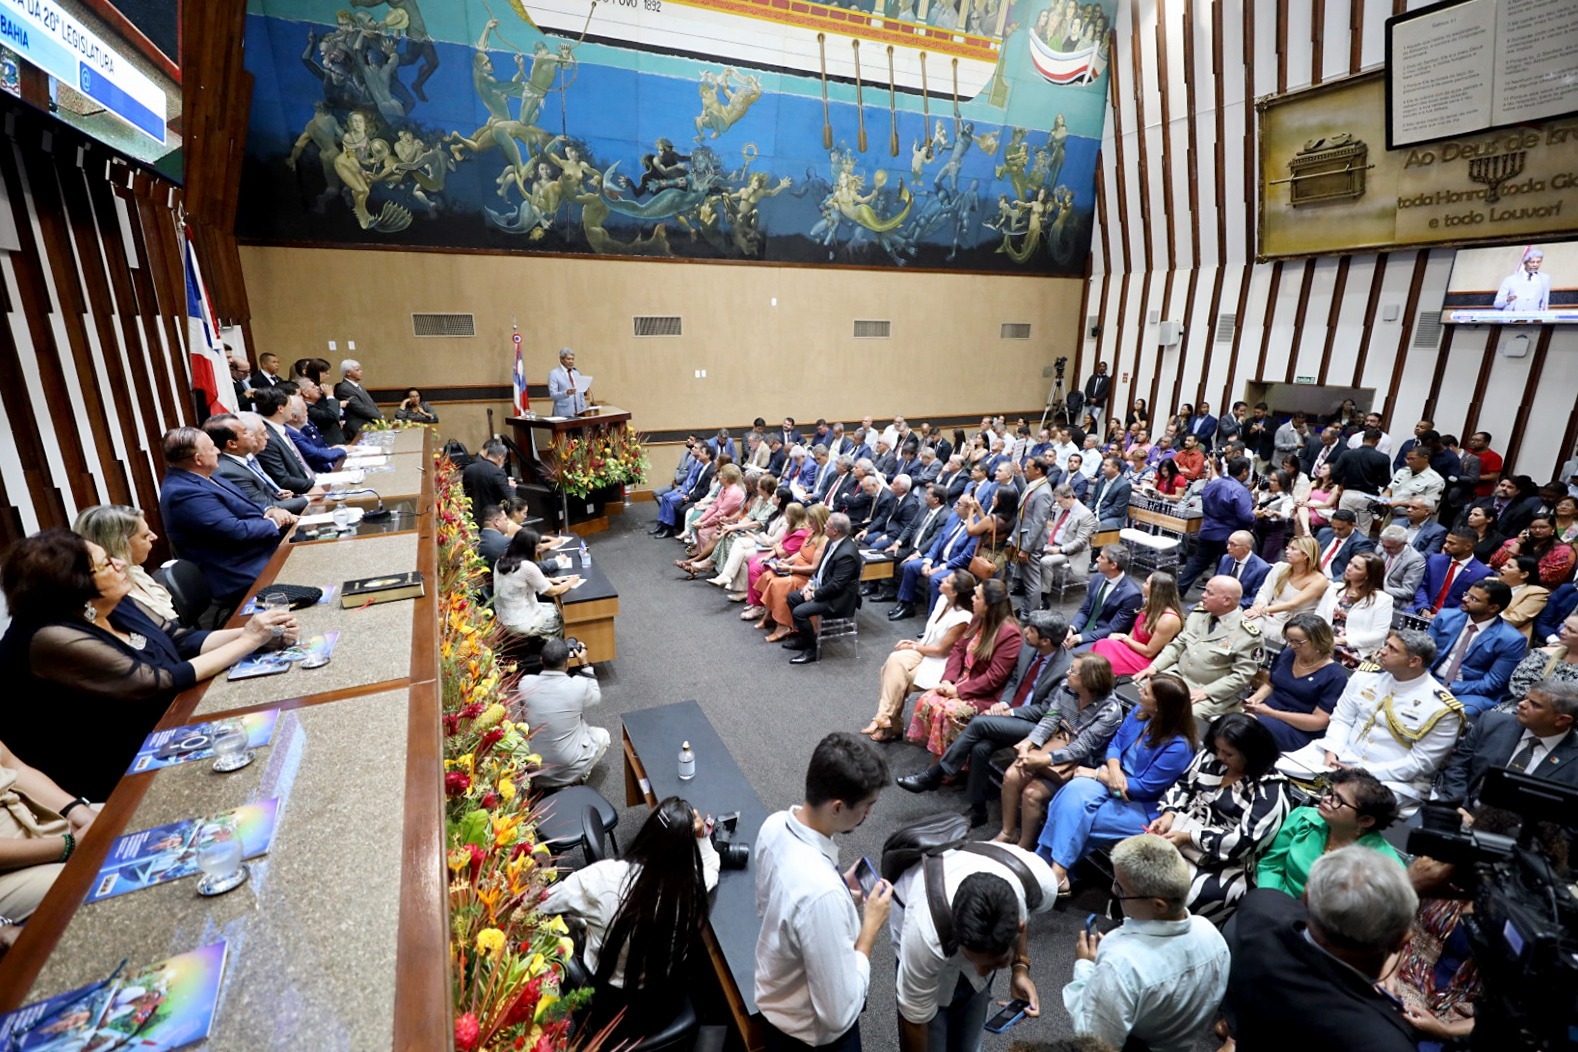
[1258,71,1578,260]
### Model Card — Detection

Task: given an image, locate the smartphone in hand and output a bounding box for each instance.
[853,856,879,898]
[984,999,1031,1033]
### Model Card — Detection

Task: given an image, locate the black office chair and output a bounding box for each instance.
[155,559,213,628]
[536,785,619,866]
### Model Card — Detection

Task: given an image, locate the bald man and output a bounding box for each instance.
[1133,575,1262,720]
[1214,531,1270,607]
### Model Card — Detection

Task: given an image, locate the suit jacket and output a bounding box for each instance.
[1413,554,1493,614]
[1190,413,1218,447]
[1502,584,1551,640]
[1085,474,1132,528]
[837,486,873,524]
[997,644,1074,709]
[257,423,316,494]
[1083,372,1111,409]
[1302,439,1343,477]
[812,461,839,501]
[334,380,382,437]
[900,503,949,554]
[1435,710,1578,806]
[307,399,347,445]
[939,469,969,504]
[1410,519,1448,554]
[823,471,858,511]
[805,536,861,617]
[1314,528,1377,579]
[1010,478,1056,553]
[158,469,284,601]
[941,621,1025,702]
[1427,609,1527,700]
[214,455,306,513]
[859,488,896,533]
[288,425,346,473]
[924,515,979,571]
[868,491,915,539]
[683,463,717,504]
[1533,583,1578,641]
[913,460,942,485]
[463,458,513,517]
[1381,544,1428,603]
[1216,552,1272,608]
[1071,573,1144,643]
[872,451,899,478]
[546,365,588,417]
[1045,500,1098,559]
[764,448,787,476]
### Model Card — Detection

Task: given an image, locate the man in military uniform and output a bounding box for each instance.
[1132,575,1262,720]
[1283,629,1465,815]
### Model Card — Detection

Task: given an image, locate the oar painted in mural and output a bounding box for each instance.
[818,33,833,150]
[951,57,962,135]
[852,40,867,153]
[887,46,899,157]
[920,52,929,126]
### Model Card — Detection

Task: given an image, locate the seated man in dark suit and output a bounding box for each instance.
[477,505,514,565]
[1434,677,1578,808]
[1215,530,1270,608]
[334,358,383,440]
[1314,509,1377,579]
[463,440,516,524]
[1413,528,1493,617]
[888,498,977,621]
[850,475,892,537]
[1066,544,1144,649]
[158,426,295,605]
[303,376,347,445]
[1426,580,1527,715]
[251,387,321,498]
[205,413,309,514]
[1224,849,1419,1052]
[786,513,861,664]
[834,462,875,524]
[285,394,348,472]
[859,474,915,550]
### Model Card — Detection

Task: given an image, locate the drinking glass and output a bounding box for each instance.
[210,721,253,773]
[258,592,289,640]
[331,501,353,530]
[195,838,247,896]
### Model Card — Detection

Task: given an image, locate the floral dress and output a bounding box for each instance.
[906,624,1023,756]
[712,496,774,570]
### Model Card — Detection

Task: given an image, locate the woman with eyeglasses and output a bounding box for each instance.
[1254,767,1403,899]
[0,530,298,800]
[1243,612,1348,753]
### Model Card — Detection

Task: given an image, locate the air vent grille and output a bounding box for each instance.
[633,315,683,337]
[853,320,892,339]
[1000,323,1032,339]
[1214,313,1237,343]
[1412,311,1443,349]
[411,313,476,337]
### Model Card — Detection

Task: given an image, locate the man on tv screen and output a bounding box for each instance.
[1494,248,1550,312]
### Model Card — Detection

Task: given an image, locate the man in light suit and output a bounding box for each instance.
[888,497,978,621]
[1413,529,1493,616]
[1215,531,1271,609]
[1377,526,1428,605]
[206,413,309,514]
[1427,580,1528,716]
[546,347,590,417]
[1086,455,1132,530]
[158,427,294,604]
[1314,510,1377,580]
[512,639,608,787]
[1403,498,1448,554]
[252,387,322,498]
[1434,678,1578,807]
[1036,483,1099,607]
[896,612,1074,826]
[1066,545,1144,649]
[334,359,383,440]
[871,438,899,480]
[786,513,862,664]
[1008,457,1057,610]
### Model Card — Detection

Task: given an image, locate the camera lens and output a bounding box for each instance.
[718,841,750,870]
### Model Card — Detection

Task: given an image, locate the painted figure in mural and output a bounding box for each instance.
[544,139,602,204]
[352,35,411,123]
[1046,114,1069,188]
[350,0,441,101]
[933,121,974,198]
[965,0,1001,36]
[391,129,455,214]
[520,40,578,130]
[910,119,947,179]
[448,22,558,201]
[601,148,722,221]
[694,69,764,141]
[302,28,362,111]
[974,130,1000,158]
[948,179,982,261]
[996,127,1030,199]
[831,171,912,234]
[632,139,692,197]
[285,100,346,213]
[572,176,673,256]
[996,185,1048,263]
[333,111,413,232]
[1049,184,1078,263]
[727,172,792,256]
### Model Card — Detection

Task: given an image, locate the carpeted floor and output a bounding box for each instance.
[570,508,1214,1051]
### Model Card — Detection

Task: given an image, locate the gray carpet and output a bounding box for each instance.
[568,510,1199,1050]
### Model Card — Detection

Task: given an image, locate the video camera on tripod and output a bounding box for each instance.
[1408,769,1578,1052]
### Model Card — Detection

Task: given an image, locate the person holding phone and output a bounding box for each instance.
[1060,834,1229,1052]
[394,388,439,424]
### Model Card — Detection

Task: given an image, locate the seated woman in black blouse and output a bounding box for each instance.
[0,530,298,801]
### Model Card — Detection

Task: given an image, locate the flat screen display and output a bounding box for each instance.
[0,0,182,179]
[1442,241,1578,324]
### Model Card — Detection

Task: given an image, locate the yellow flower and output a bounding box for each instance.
[447,849,471,874]
[492,812,525,848]
[497,776,517,803]
[474,703,508,732]
[527,952,547,977]
[556,936,575,960]
[475,927,506,960]
[545,914,569,936]
[534,993,559,1023]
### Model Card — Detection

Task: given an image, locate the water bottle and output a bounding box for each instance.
[678,741,696,781]
[331,501,353,531]
[580,540,591,567]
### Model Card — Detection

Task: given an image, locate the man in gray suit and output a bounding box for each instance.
[1009,457,1057,614]
[1378,525,1428,605]
[510,639,608,788]
[1086,455,1133,529]
[1434,678,1578,808]
[335,358,383,440]
[1037,484,1099,607]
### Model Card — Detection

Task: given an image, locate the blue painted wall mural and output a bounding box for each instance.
[240,0,1113,273]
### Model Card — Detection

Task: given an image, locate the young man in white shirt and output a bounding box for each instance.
[755,733,893,1052]
[1062,834,1230,1052]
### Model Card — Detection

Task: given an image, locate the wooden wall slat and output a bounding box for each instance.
[1316,257,1351,385]
[1420,325,1456,426]
[1501,326,1552,471]
[1460,326,1502,441]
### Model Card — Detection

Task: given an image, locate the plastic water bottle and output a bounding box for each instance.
[678,741,696,781]
[580,540,592,567]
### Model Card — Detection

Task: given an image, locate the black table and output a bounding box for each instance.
[622,700,767,1051]
[554,544,620,662]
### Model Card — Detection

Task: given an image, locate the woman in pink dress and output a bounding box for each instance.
[742,503,809,616]
[677,465,746,575]
[1090,571,1185,677]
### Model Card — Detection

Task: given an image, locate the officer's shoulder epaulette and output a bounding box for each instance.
[1437,688,1463,710]
[1355,661,1382,674]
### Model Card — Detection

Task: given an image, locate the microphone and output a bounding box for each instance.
[328,487,393,521]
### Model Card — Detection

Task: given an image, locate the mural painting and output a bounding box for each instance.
[240,0,1114,273]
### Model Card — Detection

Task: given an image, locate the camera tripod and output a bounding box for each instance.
[1039,372,1069,431]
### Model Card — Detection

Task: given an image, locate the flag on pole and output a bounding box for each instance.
[182,230,238,419]
[511,323,530,414]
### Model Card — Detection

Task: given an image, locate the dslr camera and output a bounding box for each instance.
[1054,356,1068,379]
[710,810,751,870]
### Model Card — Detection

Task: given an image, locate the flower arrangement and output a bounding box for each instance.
[541,424,650,499]
[363,417,429,432]
[434,454,591,1052]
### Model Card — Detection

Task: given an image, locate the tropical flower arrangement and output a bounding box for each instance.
[542,424,650,499]
[363,416,428,432]
[433,454,592,1052]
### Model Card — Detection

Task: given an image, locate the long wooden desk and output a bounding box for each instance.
[555,551,621,664]
[0,428,447,1051]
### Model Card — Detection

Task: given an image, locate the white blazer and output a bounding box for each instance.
[1315,579,1394,659]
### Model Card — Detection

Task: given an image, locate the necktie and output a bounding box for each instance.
[943,524,966,559]
[245,457,278,494]
[1507,735,1539,773]
[282,429,313,475]
[1232,560,1243,580]
[1438,621,1479,682]
[1320,539,1342,573]
[1208,615,1220,633]
[1012,653,1046,707]
[1432,561,1463,612]
[1049,510,1070,545]
[1082,581,1110,632]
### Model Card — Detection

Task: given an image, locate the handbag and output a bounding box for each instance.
[968,519,998,580]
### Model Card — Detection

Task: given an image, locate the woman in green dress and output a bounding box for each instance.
[707,474,779,582]
[1255,766,1404,898]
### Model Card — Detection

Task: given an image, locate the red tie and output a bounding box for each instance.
[1012,654,1046,707]
[1432,561,1462,613]
[1320,539,1341,572]
[1048,510,1070,545]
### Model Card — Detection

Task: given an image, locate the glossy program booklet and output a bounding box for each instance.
[129,710,281,774]
[87,801,281,904]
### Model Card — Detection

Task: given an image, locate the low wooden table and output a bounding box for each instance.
[859,550,899,581]
[553,545,620,664]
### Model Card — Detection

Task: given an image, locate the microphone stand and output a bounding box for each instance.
[327,487,392,521]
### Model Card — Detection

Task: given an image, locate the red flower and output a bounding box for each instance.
[442,714,460,736]
[455,1013,481,1051]
[481,791,500,809]
[460,702,485,719]
[445,772,472,797]
[468,842,486,880]
[480,727,506,750]
[533,1034,555,1052]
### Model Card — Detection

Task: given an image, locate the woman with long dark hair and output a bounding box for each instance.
[1489,514,1577,587]
[905,578,1023,756]
[493,528,575,640]
[862,569,977,742]
[539,796,718,1042]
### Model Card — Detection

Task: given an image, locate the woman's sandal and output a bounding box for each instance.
[764,630,791,643]
[869,729,901,743]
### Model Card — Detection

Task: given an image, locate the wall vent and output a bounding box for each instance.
[1000,322,1032,340]
[1214,313,1237,343]
[411,313,476,337]
[633,315,683,337]
[853,319,892,339]
[1412,311,1444,349]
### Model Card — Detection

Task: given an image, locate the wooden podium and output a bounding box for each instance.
[506,407,633,535]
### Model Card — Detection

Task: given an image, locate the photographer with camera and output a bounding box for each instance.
[509,638,606,788]
[755,732,893,1052]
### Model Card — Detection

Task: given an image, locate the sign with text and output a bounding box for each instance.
[1258,71,1578,260]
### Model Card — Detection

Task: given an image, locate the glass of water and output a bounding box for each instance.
[195,838,247,896]
[210,721,253,773]
[331,501,353,531]
[258,592,290,640]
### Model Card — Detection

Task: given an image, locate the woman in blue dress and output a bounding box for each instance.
[1035,672,1198,895]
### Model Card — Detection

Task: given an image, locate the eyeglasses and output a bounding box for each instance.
[88,557,123,574]
[1319,789,1355,811]
[1284,636,1309,648]
[1110,879,1152,902]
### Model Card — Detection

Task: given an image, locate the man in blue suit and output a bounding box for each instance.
[1413,529,1493,616]
[888,497,977,621]
[286,395,348,472]
[1427,580,1527,716]
[1067,544,1144,648]
[1190,402,1219,449]
[1314,510,1378,579]
[1403,499,1447,554]
[158,427,294,605]
[1216,531,1271,608]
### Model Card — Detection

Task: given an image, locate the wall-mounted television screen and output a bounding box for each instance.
[0,0,182,180]
[1443,241,1578,324]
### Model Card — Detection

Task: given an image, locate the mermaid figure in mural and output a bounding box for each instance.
[1046,115,1069,189]
[694,69,763,141]
[600,150,723,221]
[995,185,1047,263]
[333,110,413,232]
[995,128,1030,200]
[1048,185,1078,263]
[726,172,791,256]
[391,129,454,214]
[570,175,672,256]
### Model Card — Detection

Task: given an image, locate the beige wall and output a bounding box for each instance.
[241,246,1082,446]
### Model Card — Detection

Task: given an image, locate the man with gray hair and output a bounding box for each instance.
[1224,846,1418,1051]
[1036,482,1099,607]
[1495,246,1549,311]
[1434,676,1578,808]
[334,358,382,440]
[546,347,591,417]
[786,513,861,664]
[1281,629,1465,815]
[1377,523,1428,603]
[1062,834,1229,1052]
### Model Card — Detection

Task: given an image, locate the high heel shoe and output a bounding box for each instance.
[764,630,791,643]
